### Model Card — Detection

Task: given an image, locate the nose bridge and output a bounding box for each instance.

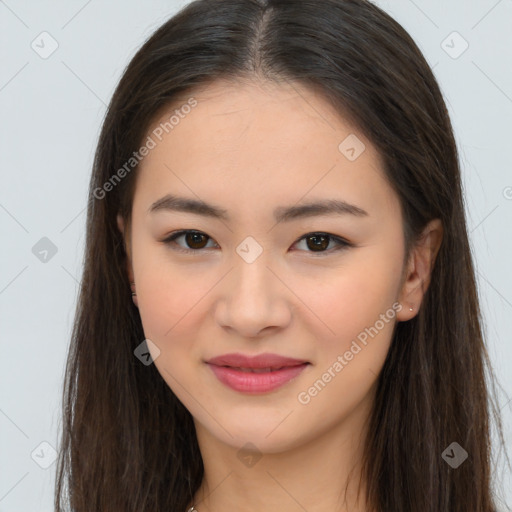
[215,237,291,335]
[231,239,276,304]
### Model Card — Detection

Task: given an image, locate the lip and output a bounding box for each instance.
[205,352,310,394]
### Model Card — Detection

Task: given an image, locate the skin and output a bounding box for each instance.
[117,78,443,512]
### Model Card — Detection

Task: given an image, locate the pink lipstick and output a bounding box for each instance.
[205,352,310,394]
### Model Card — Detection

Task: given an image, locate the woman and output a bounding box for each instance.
[55,0,508,511]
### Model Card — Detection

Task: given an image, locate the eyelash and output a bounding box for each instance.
[161,230,353,256]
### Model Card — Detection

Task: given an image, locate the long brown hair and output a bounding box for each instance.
[55,0,509,510]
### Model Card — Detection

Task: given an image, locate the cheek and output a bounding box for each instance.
[309,258,401,331]
[293,264,400,423]
[300,248,402,367]
[131,237,206,340]
[136,264,211,343]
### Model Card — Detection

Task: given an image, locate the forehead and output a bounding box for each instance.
[133,79,398,220]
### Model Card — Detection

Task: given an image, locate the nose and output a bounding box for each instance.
[214,255,292,338]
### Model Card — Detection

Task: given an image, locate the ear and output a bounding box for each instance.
[396,218,443,322]
[117,214,135,284]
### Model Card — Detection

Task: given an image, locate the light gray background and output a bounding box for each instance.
[1,0,511,510]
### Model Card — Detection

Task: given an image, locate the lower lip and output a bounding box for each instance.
[207,363,309,394]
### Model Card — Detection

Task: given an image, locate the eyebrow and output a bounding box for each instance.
[148,194,369,222]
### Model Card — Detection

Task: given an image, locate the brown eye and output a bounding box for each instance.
[293,232,350,255]
[184,231,209,249]
[163,230,217,253]
[305,234,330,252]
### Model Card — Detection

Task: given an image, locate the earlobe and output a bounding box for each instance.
[396,218,443,322]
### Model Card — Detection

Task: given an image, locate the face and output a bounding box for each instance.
[118,78,417,454]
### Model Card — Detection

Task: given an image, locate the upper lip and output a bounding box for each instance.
[206,352,309,369]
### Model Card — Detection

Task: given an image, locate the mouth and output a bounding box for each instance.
[205,354,311,394]
[217,365,305,373]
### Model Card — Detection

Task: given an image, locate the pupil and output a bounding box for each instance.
[187,232,206,249]
[308,235,328,251]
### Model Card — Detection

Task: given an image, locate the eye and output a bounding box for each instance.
[161,230,352,255]
[292,232,352,255]
[162,230,218,254]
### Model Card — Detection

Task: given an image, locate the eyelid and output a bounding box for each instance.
[161,229,353,255]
